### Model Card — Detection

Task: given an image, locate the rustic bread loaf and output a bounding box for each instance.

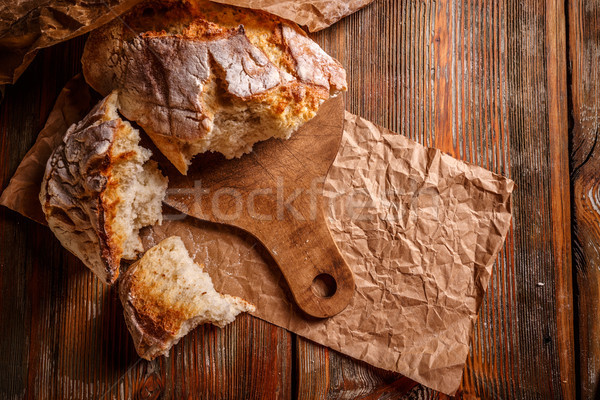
[119,236,255,360]
[40,93,168,285]
[81,0,347,174]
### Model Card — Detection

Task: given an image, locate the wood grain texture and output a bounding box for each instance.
[0,0,584,398]
[0,37,293,400]
[306,0,576,398]
[439,0,575,396]
[546,0,575,398]
[295,338,410,400]
[0,36,90,400]
[300,2,433,398]
[568,0,600,398]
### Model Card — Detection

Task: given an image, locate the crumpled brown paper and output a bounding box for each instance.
[0,0,141,84]
[214,0,373,31]
[0,75,514,395]
[0,75,93,223]
[0,0,372,85]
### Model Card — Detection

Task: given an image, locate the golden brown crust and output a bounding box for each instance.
[119,236,255,360]
[119,262,182,357]
[40,93,168,285]
[40,95,123,284]
[82,0,346,174]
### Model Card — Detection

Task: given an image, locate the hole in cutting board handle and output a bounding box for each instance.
[311,274,337,298]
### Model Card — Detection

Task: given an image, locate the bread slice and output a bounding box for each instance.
[82,0,347,174]
[119,236,255,360]
[40,93,168,285]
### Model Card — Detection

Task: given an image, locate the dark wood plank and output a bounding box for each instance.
[568,0,600,398]
[0,36,293,400]
[0,1,580,398]
[295,339,408,400]
[434,2,516,397]
[545,0,575,397]
[441,0,575,397]
[0,35,91,400]
[298,2,430,398]
[304,0,576,398]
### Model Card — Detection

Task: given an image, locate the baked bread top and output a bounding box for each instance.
[119,236,255,360]
[82,0,347,174]
[40,93,168,285]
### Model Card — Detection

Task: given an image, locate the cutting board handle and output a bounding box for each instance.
[165,96,354,319]
[262,210,355,318]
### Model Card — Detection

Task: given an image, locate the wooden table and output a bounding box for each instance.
[1,0,598,398]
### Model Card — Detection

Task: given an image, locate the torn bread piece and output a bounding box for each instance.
[119,236,255,360]
[82,0,347,174]
[40,93,168,285]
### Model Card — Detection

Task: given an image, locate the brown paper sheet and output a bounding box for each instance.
[0,0,373,85]
[0,0,142,85]
[213,0,373,31]
[0,76,514,395]
[0,75,93,223]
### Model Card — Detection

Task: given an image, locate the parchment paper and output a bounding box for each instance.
[0,75,514,395]
[0,0,373,85]
[0,0,141,85]
[213,0,373,31]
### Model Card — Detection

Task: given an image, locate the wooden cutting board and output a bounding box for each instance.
[164,96,354,318]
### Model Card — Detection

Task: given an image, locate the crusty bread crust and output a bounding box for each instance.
[119,236,255,360]
[82,0,347,174]
[40,93,168,284]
